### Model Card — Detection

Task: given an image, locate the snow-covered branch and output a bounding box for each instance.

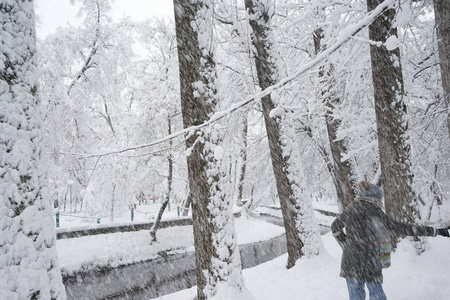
[80,0,395,159]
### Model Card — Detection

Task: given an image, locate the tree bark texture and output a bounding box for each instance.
[174,2,214,297]
[236,115,248,205]
[325,111,357,210]
[245,0,320,268]
[0,1,66,299]
[313,28,357,211]
[367,0,418,224]
[433,0,450,138]
[173,1,244,298]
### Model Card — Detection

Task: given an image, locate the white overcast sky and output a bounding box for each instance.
[35,0,174,38]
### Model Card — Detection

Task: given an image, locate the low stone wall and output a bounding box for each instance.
[56,217,193,239]
[63,234,287,300]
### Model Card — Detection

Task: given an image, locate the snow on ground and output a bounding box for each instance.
[154,233,450,300]
[55,203,450,299]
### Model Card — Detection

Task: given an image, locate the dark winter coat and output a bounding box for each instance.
[331,197,436,284]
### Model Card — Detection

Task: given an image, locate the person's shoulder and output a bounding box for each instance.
[343,200,363,213]
[347,199,381,215]
[349,199,364,208]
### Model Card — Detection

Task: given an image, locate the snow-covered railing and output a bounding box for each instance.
[54,212,102,228]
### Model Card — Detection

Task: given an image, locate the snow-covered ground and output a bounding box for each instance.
[154,232,450,300]
[55,203,450,299]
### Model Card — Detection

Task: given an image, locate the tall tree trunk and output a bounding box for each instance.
[244,0,321,269]
[0,1,66,299]
[367,0,418,226]
[433,0,450,138]
[313,28,357,211]
[325,108,357,210]
[150,117,173,242]
[173,1,245,298]
[236,114,248,206]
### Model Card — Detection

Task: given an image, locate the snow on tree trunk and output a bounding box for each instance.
[325,101,356,211]
[433,0,450,139]
[313,28,357,211]
[0,1,66,299]
[173,0,246,299]
[367,0,419,226]
[244,0,321,269]
[236,115,248,206]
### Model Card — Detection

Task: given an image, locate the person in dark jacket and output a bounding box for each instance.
[331,180,450,300]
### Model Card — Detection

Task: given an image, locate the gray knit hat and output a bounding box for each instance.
[358,180,383,199]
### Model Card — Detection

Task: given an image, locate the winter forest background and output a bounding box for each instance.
[1,0,450,299]
[34,0,450,226]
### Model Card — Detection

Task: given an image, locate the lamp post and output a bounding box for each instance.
[67,180,74,215]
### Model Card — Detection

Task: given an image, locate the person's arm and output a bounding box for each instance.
[331,212,347,248]
[383,213,437,237]
[436,226,450,237]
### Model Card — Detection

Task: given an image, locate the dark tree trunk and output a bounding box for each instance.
[313,28,357,210]
[237,115,248,205]
[325,112,357,210]
[150,118,173,242]
[182,194,191,216]
[433,0,450,138]
[175,0,210,291]
[173,3,213,295]
[173,1,244,298]
[367,0,418,226]
[150,197,170,242]
[244,0,320,269]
